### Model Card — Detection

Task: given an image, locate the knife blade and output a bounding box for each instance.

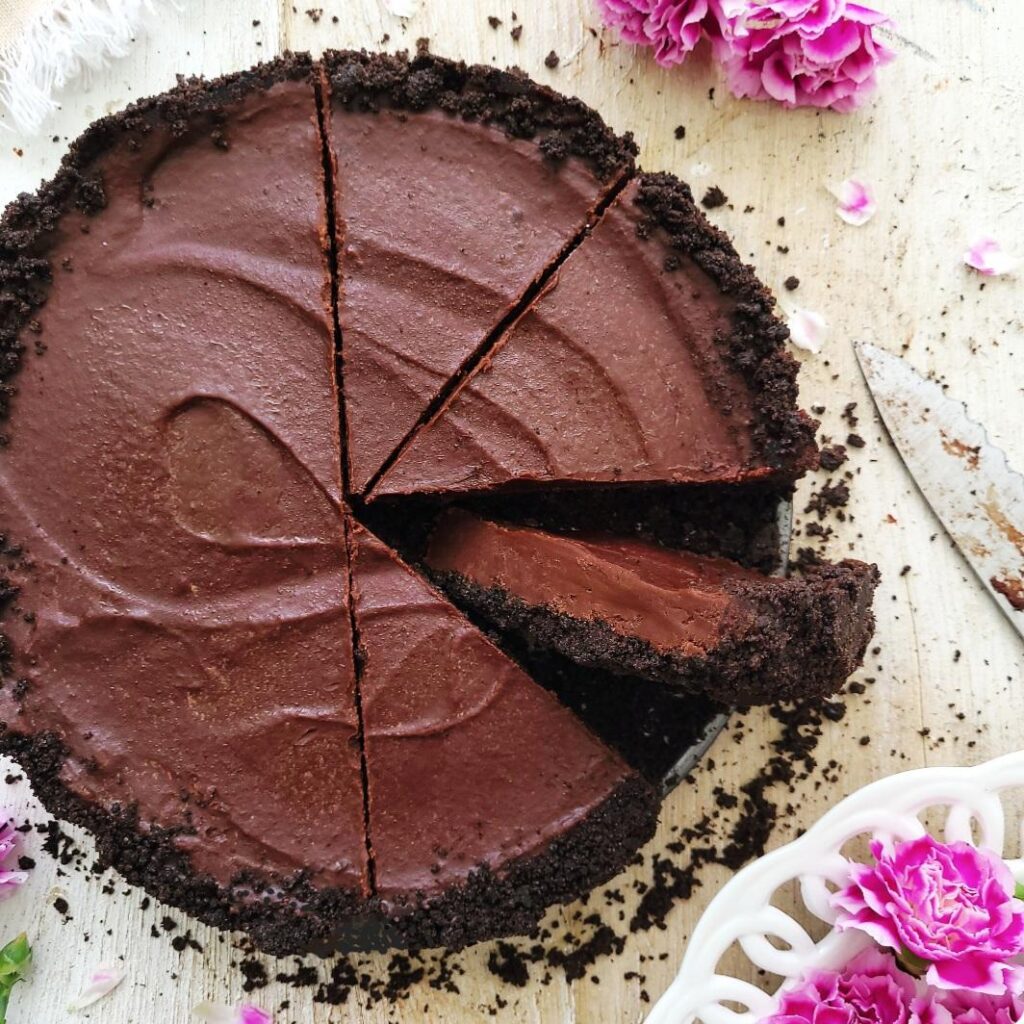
[855,341,1024,641]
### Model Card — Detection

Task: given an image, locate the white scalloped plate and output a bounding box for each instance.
[646,750,1024,1024]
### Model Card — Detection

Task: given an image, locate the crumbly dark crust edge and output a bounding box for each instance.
[0,51,317,431]
[430,559,879,706]
[375,773,659,951]
[631,171,819,475]
[0,725,658,955]
[0,727,372,957]
[321,48,638,182]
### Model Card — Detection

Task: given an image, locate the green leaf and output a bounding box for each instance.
[1014,881,1024,901]
[0,934,31,980]
[0,934,31,1024]
[897,945,930,976]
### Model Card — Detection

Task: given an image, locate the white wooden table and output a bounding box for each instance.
[0,2,1021,1021]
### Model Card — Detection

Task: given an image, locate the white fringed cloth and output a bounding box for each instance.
[0,0,168,134]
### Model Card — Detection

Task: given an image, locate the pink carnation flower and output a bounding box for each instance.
[763,948,943,1024]
[833,837,1024,995]
[594,0,727,65]
[940,990,1024,1024]
[718,0,895,112]
[0,819,28,899]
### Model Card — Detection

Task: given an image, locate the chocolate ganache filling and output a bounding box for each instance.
[0,76,369,894]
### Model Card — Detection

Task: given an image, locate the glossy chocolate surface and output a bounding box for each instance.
[375,178,767,498]
[329,104,616,492]
[0,80,369,893]
[348,523,633,900]
[425,510,766,655]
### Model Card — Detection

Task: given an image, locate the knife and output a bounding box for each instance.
[855,341,1024,641]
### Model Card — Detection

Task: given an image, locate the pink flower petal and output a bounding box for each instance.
[193,1003,273,1024]
[595,0,727,63]
[762,49,800,103]
[804,19,864,63]
[964,237,1017,277]
[940,987,1024,1024]
[763,947,943,1024]
[828,178,877,225]
[68,964,126,1011]
[0,816,28,900]
[833,836,1024,997]
[786,305,826,353]
[238,1007,274,1024]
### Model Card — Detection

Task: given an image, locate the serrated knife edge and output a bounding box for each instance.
[854,341,1024,642]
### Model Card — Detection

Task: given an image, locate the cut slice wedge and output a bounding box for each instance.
[372,174,816,500]
[347,519,658,949]
[424,510,879,705]
[321,50,635,493]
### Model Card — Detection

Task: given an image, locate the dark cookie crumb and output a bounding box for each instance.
[784,275,800,290]
[544,50,560,69]
[819,445,848,471]
[240,956,269,991]
[488,941,531,987]
[170,930,203,953]
[701,185,728,209]
[805,480,851,520]
[276,961,320,987]
[548,922,622,981]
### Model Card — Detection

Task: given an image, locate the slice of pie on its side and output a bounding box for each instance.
[424,509,878,706]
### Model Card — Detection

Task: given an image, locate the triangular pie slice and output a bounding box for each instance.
[321,50,635,492]
[424,510,879,705]
[373,173,817,499]
[346,520,658,949]
[0,59,369,954]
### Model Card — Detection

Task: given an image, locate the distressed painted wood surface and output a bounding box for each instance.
[0,1,1021,1021]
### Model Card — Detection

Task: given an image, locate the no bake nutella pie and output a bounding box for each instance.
[0,50,876,956]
